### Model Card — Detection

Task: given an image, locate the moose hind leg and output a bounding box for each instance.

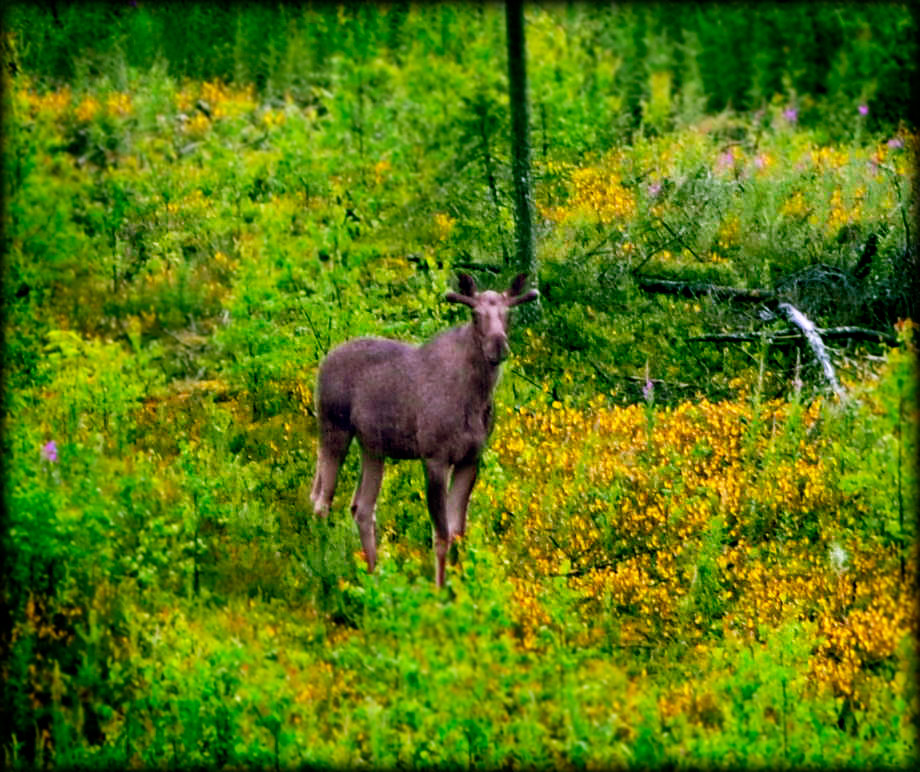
[424,459,451,587]
[352,449,384,572]
[311,425,352,516]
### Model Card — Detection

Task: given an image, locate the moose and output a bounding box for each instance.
[310,272,539,586]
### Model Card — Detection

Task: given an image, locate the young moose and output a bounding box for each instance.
[310,273,539,586]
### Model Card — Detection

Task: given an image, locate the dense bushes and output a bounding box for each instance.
[2,5,917,769]
[6,3,916,140]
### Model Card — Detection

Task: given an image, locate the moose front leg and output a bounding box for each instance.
[446,458,478,542]
[424,459,451,587]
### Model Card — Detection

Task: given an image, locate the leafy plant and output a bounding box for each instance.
[2,12,916,769]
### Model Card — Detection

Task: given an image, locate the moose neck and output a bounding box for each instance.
[461,322,502,397]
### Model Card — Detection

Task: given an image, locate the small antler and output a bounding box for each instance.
[508,289,539,307]
[445,291,477,308]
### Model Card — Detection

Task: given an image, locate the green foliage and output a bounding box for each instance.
[2,8,917,770]
[6,4,915,139]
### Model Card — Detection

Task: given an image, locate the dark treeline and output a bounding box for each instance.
[6,2,916,138]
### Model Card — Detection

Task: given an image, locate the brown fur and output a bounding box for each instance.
[310,273,539,586]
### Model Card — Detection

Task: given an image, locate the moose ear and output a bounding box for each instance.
[457,273,477,297]
[508,288,539,307]
[508,272,529,297]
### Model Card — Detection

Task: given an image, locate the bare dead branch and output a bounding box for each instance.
[777,303,846,402]
[689,326,897,346]
[637,277,775,303]
[452,260,503,275]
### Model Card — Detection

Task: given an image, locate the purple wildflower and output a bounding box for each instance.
[642,378,654,404]
[41,440,58,463]
[858,104,869,116]
[783,107,798,123]
[647,180,662,198]
[716,149,736,173]
[888,137,904,149]
[754,154,766,170]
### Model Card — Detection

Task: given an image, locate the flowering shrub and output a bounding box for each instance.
[481,346,917,712]
[2,52,916,769]
[539,152,637,226]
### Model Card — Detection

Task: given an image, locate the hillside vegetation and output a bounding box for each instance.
[2,4,918,769]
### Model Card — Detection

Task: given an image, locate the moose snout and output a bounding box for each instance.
[486,333,510,364]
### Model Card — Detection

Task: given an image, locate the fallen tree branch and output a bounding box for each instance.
[689,326,898,346]
[637,277,775,303]
[777,302,846,402]
[451,260,502,274]
[405,255,503,274]
[690,331,799,344]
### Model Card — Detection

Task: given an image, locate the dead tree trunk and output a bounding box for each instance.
[506,0,537,287]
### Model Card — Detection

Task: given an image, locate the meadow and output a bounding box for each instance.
[2,4,918,769]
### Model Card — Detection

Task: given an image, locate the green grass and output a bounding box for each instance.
[2,8,918,768]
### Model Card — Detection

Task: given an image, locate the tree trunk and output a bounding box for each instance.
[505,0,537,287]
